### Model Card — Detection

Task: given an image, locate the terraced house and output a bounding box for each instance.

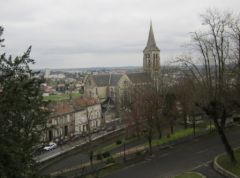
[43,97,102,142]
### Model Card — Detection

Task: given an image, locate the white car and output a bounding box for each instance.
[43,142,57,151]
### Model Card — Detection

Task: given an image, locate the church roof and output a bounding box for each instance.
[143,22,160,52]
[126,72,151,84]
[92,74,122,87]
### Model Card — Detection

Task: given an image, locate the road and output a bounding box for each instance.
[35,125,124,163]
[103,127,240,178]
[41,125,184,175]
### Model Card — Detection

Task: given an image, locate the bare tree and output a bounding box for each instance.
[0,26,4,47]
[178,9,239,165]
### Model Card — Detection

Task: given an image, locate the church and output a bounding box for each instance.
[84,22,161,103]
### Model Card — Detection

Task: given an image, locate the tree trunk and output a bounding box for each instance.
[123,142,126,162]
[89,150,94,170]
[183,112,188,129]
[148,131,152,155]
[213,118,237,165]
[157,125,162,139]
[193,117,196,136]
[170,124,174,134]
[209,120,212,133]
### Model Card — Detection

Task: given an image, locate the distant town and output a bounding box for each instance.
[1,2,240,178]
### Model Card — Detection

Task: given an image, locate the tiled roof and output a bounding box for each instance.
[72,97,98,110]
[49,97,99,116]
[49,102,74,117]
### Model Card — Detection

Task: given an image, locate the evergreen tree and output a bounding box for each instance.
[0,27,49,178]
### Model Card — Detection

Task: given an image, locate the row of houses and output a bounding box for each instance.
[42,97,102,143]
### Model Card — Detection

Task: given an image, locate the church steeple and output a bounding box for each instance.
[143,21,160,81]
[144,21,160,52]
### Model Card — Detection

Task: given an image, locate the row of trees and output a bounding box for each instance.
[122,78,178,154]
[178,9,240,165]
[122,9,240,165]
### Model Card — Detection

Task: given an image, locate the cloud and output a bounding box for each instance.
[0,0,240,68]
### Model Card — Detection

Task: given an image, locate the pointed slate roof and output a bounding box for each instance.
[143,22,160,52]
[92,74,122,87]
[126,72,152,84]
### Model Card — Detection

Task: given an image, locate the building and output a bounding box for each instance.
[43,97,102,142]
[84,22,161,102]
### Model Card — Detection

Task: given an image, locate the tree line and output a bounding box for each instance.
[121,9,240,165]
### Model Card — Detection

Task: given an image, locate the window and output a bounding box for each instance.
[52,118,57,125]
[96,88,98,95]
[67,115,70,122]
[110,88,114,98]
[64,125,68,136]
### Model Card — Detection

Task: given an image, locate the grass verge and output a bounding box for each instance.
[151,127,201,147]
[217,148,240,176]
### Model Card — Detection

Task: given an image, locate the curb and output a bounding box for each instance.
[213,148,240,178]
[194,172,207,178]
[173,171,206,178]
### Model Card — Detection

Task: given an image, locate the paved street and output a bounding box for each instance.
[103,127,240,178]
[193,162,225,178]
[41,125,184,175]
[35,125,124,163]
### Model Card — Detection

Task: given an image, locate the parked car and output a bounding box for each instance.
[31,144,45,156]
[43,142,57,151]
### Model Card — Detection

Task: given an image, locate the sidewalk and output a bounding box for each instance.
[34,126,124,163]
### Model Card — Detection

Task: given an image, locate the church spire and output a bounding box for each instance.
[143,21,160,82]
[144,21,160,52]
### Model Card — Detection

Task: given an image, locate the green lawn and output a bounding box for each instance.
[217,148,240,176]
[151,127,200,147]
[174,172,203,178]
[95,137,140,154]
[43,92,81,101]
[96,127,211,155]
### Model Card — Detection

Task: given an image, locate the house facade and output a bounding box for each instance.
[43,98,102,142]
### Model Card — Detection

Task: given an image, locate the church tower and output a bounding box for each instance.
[143,22,160,84]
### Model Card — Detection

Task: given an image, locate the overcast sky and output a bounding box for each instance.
[0,0,240,69]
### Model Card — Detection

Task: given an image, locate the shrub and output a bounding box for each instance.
[105,157,115,164]
[96,153,102,160]
[102,151,110,158]
[116,140,122,145]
